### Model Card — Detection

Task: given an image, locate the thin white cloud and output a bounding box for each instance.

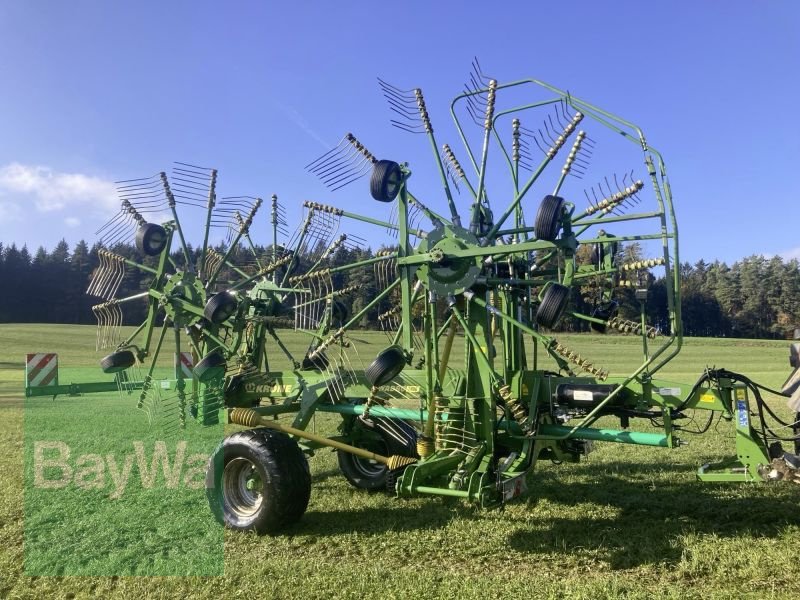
[0,162,117,213]
[274,102,331,150]
[780,246,800,261]
[64,216,81,227]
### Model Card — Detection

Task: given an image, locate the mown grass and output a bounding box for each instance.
[1,324,799,598]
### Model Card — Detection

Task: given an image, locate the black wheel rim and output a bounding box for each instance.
[350,436,388,478]
[146,230,166,253]
[350,455,386,478]
[384,168,400,199]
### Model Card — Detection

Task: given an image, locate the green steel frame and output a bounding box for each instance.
[26,75,786,519]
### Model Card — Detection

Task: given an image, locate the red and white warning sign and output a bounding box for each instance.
[175,351,194,379]
[26,353,59,388]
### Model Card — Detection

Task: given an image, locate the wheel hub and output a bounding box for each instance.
[247,279,284,316]
[223,457,264,518]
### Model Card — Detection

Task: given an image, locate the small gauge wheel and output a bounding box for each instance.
[536,283,570,328]
[194,350,226,382]
[370,160,403,202]
[365,346,406,387]
[534,195,565,241]
[100,350,136,373]
[204,292,238,324]
[135,223,168,256]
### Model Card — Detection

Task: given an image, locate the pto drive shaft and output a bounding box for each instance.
[229,408,417,470]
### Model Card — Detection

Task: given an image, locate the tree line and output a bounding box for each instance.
[0,240,798,339]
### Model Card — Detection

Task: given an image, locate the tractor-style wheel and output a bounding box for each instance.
[135,223,168,256]
[365,345,406,387]
[194,350,226,382]
[534,195,565,241]
[536,283,570,328]
[370,160,402,202]
[204,292,237,324]
[100,350,136,373]
[338,416,417,491]
[205,428,311,535]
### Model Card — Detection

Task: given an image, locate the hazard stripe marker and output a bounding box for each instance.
[175,351,194,379]
[26,353,59,387]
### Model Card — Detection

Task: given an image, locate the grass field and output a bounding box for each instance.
[1,324,799,598]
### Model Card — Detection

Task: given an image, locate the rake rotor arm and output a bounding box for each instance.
[115,319,148,352]
[209,249,251,280]
[301,201,428,239]
[118,256,159,276]
[230,256,292,291]
[206,198,262,289]
[390,280,425,347]
[407,192,450,228]
[136,318,170,411]
[161,173,193,269]
[289,253,398,287]
[280,209,314,287]
[308,279,401,361]
[240,226,264,271]
[197,169,218,279]
[424,129,461,227]
[446,299,503,387]
[463,292,572,374]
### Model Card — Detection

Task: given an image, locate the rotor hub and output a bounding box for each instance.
[417,225,482,296]
[248,279,284,317]
[162,271,206,327]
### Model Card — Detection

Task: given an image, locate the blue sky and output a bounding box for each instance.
[0,1,798,264]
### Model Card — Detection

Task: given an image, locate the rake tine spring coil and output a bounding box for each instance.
[584,179,644,216]
[550,340,609,380]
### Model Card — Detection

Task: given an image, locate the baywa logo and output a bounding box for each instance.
[33,441,209,499]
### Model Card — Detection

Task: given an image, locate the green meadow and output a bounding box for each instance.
[1,324,799,598]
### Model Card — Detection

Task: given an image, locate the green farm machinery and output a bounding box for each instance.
[74,64,800,534]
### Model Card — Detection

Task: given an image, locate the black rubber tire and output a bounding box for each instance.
[194,351,226,382]
[205,428,311,535]
[365,345,406,387]
[536,283,570,328]
[204,292,237,324]
[370,160,403,202]
[135,223,168,256]
[100,350,136,373]
[337,417,417,491]
[590,301,618,334]
[534,195,565,241]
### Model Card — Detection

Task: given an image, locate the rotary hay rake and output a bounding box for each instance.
[80,65,800,534]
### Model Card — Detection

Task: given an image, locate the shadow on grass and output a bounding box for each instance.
[508,465,800,569]
[298,502,469,537]
[310,467,343,485]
